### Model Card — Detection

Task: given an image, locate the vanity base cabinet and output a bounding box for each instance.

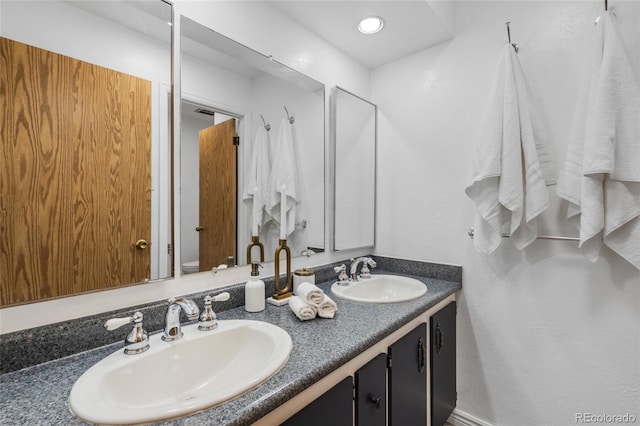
[430,301,457,426]
[355,353,387,426]
[282,376,353,426]
[388,323,427,426]
[256,294,458,426]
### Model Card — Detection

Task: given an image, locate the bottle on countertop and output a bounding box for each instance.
[245,262,265,312]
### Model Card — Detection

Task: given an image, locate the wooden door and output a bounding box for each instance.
[0,37,151,306]
[431,302,457,426]
[388,323,427,426]
[198,119,237,271]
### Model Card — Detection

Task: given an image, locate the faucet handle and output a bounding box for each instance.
[360,259,376,279]
[104,312,150,355]
[333,264,349,285]
[198,292,231,331]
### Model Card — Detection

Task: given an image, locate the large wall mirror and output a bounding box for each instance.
[332,87,376,251]
[0,1,173,306]
[179,16,325,274]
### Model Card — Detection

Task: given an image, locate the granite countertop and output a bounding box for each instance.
[0,271,461,425]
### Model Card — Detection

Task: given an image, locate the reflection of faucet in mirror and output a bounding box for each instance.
[350,257,377,281]
[162,297,200,342]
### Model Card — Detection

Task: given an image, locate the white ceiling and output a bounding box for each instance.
[269,1,454,69]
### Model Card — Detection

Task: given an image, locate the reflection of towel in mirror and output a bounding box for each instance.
[557,12,640,269]
[267,117,301,237]
[465,43,556,255]
[242,126,271,234]
[288,296,317,321]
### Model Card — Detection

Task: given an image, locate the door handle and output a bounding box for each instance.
[135,239,148,250]
[418,337,426,373]
[436,323,444,354]
[196,226,203,232]
[369,396,383,409]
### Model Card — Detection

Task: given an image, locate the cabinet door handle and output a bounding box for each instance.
[370,396,383,409]
[436,323,444,354]
[418,337,426,373]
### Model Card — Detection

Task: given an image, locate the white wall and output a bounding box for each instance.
[372,1,640,424]
[0,0,372,333]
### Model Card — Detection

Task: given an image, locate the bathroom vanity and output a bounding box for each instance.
[0,258,461,425]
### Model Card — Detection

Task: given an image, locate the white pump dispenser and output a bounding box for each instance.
[245,262,265,312]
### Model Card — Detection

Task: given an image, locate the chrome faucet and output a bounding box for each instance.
[162,297,200,342]
[105,311,149,355]
[333,264,350,286]
[350,257,377,281]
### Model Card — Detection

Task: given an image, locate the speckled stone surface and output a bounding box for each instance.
[0,257,461,426]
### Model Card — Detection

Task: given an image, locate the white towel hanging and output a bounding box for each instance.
[557,11,640,269]
[465,43,556,255]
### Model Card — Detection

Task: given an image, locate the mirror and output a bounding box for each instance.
[0,1,173,306]
[179,16,325,274]
[332,87,376,250]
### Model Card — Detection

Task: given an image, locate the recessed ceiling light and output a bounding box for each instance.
[358,16,384,34]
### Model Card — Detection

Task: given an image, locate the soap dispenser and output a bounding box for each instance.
[245,262,265,312]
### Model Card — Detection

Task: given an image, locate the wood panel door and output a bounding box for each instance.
[1,37,151,306]
[198,119,237,271]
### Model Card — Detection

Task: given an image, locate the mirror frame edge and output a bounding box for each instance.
[330,85,377,253]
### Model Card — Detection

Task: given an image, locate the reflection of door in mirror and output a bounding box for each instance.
[1,38,151,306]
[199,119,238,271]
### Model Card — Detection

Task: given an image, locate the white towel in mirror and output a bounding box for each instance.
[242,126,271,233]
[267,118,301,238]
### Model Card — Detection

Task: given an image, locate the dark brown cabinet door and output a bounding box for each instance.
[282,376,353,426]
[431,301,457,426]
[355,353,387,426]
[388,323,427,426]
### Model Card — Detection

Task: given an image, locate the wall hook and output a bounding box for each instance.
[260,114,271,131]
[283,105,295,124]
[505,21,519,53]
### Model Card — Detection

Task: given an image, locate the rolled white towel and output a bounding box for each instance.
[317,294,338,319]
[296,281,324,305]
[288,296,317,321]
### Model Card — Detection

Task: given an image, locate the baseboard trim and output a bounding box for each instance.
[448,409,493,426]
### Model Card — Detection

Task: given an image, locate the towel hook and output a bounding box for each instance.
[283,105,295,124]
[260,114,271,131]
[505,21,519,53]
[605,0,608,11]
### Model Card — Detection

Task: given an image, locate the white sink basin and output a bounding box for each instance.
[331,274,427,303]
[69,320,292,425]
